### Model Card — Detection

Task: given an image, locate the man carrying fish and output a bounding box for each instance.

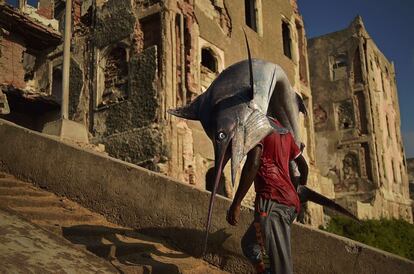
[227,117,308,274]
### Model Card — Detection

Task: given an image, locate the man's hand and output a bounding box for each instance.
[294,154,308,186]
[226,203,241,226]
[226,145,262,226]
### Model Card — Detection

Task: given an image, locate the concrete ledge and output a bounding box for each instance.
[1,118,413,273]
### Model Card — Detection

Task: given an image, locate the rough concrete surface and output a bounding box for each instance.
[0,171,227,274]
[0,119,413,273]
[0,208,117,274]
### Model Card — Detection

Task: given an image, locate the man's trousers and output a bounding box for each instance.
[241,198,297,274]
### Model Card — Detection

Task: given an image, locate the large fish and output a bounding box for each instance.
[168,33,358,255]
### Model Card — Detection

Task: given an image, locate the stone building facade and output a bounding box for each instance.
[0,0,334,226]
[407,158,414,218]
[308,16,412,222]
[161,0,334,226]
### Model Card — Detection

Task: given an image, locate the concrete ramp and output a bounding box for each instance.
[0,118,413,273]
[0,208,117,274]
[0,172,227,273]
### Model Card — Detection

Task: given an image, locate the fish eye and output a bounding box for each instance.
[217,131,226,141]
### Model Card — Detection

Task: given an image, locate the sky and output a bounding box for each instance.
[298,0,414,158]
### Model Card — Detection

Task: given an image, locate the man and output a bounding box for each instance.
[227,118,308,274]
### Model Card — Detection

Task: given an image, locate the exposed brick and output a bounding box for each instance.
[37,0,54,19]
[0,35,26,89]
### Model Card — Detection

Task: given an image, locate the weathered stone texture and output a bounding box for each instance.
[103,126,165,169]
[94,0,136,49]
[94,46,163,169]
[101,47,158,134]
[308,16,412,222]
[407,158,414,218]
[69,59,84,119]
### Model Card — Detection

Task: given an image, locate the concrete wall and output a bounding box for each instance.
[0,119,413,273]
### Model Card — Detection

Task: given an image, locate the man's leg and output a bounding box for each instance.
[241,221,269,273]
[257,198,297,274]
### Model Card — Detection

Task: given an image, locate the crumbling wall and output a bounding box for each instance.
[93,46,164,170]
[308,17,412,222]
[100,47,158,135]
[68,58,84,119]
[37,0,54,19]
[0,31,26,89]
[104,126,165,170]
[94,0,135,49]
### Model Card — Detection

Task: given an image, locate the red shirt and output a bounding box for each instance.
[254,119,301,212]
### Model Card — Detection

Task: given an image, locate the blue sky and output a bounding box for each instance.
[298,0,414,158]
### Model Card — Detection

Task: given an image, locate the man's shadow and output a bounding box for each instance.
[62,225,236,272]
[62,225,186,273]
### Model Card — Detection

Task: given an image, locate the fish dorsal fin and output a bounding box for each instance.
[242,29,254,101]
[167,94,203,120]
[296,92,308,116]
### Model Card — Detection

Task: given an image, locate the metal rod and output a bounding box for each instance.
[61,0,72,119]
[180,13,186,105]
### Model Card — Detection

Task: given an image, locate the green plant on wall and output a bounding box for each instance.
[323,216,414,261]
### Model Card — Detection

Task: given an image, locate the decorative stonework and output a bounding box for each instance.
[313,104,327,128]
[309,16,411,222]
[337,100,355,129]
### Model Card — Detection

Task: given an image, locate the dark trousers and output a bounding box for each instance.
[242,198,297,274]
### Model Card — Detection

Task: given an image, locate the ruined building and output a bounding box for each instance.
[308,16,412,222]
[2,1,411,225]
[0,0,335,226]
[0,1,62,131]
[407,158,414,218]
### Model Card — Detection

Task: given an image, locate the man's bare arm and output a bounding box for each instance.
[227,145,262,225]
[294,154,308,186]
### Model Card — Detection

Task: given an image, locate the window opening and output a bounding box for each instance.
[282,21,292,59]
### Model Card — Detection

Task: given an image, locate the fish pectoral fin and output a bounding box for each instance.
[167,94,203,120]
[243,110,288,154]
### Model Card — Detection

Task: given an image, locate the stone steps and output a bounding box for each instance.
[0,186,54,197]
[0,171,227,274]
[10,206,100,222]
[0,195,65,207]
[0,177,31,187]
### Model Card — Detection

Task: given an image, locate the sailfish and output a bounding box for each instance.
[168,31,359,255]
